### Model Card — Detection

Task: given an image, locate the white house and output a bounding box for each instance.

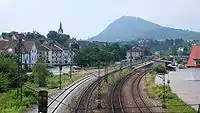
[22,41,38,68]
[39,42,71,66]
[0,39,38,69]
[126,46,143,61]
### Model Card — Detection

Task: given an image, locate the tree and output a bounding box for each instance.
[27,31,46,39]
[170,46,177,55]
[47,30,59,39]
[181,47,189,55]
[0,53,18,91]
[47,30,70,45]
[143,48,152,56]
[32,56,49,87]
[73,45,113,67]
[153,65,167,74]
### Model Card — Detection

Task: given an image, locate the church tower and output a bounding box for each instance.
[58,21,63,34]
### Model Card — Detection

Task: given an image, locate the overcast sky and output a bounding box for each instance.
[0,0,200,39]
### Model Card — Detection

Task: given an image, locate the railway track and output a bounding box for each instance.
[47,65,122,113]
[73,63,144,113]
[47,75,93,113]
[47,61,152,113]
[131,71,153,113]
[109,67,154,113]
[74,76,104,113]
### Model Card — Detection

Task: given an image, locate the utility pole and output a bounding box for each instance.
[69,43,72,79]
[59,62,62,89]
[130,48,133,68]
[162,73,166,108]
[97,61,102,108]
[17,38,23,102]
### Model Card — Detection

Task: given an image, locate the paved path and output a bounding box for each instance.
[155,68,200,111]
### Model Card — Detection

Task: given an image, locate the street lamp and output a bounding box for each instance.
[8,48,13,52]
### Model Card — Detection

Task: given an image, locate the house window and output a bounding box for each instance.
[196,60,200,65]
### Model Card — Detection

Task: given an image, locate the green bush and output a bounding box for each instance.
[0,89,37,113]
[47,77,60,89]
[153,65,167,74]
[32,56,50,87]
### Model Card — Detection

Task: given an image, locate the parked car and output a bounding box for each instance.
[178,64,186,69]
[73,66,81,71]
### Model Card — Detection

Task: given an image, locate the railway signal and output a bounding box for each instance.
[38,90,48,113]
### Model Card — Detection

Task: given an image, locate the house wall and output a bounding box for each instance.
[48,50,52,64]
[22,53,29,64]
[30,44,38,65]
[52,51,62,64]
[126,51,142,61]
[63,50,70,63]
[172,57,188,63]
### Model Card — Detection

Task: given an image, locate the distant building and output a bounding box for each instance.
[126,46,143,61]
[152,59,173,70]
[170,55,189,64]
[39,41,71,66]
[186,46,200,68]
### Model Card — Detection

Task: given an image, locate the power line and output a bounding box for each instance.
[0,75,21,90]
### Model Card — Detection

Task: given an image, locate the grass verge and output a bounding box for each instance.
[146,73,196,113]
[0,89,37,113]
[46,73,85,89]
[0,73,86,113]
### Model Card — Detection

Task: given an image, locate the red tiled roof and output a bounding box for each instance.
[0,41,9,50]
[42,43,62,51]
[186,46,200,67]
[0,40,34,53]
[23,41,34,52]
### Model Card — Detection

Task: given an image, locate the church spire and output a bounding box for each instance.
[58,21,63,34]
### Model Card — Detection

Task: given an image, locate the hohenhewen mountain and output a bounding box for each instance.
[88,16,200,42]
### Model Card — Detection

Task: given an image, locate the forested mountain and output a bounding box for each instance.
[89,16,200,42]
